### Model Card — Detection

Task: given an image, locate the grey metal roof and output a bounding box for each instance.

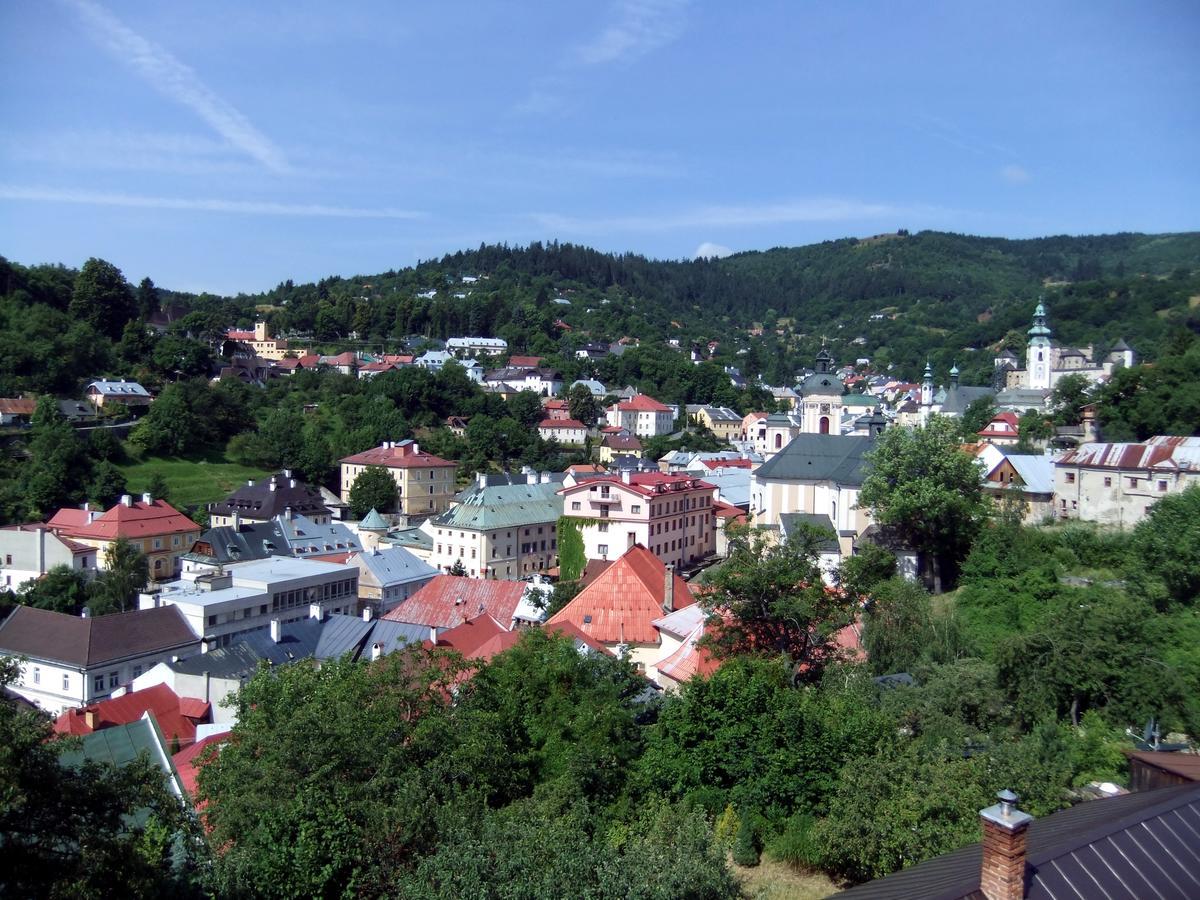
[798,372,843,397]
[1003,454,1054,494]
[355,546,438,586]
[835,782,1200,900]
[779,513,839,551]
[700,469,751,508]
[753,434,875,485]
[387,527,433,552]
[938,384,995,417]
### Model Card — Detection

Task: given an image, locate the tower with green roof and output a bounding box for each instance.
[1026,300,1052,390]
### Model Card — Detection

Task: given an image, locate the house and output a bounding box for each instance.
[57,712,185,799]
[85,379,152,410]
[0,397,37,426]
[209,471,332,527]
[599,433,643,463]
[54,682,211,750]
[415,349,454,372]
[537,418,587,445]
[977,411,1022,446]
[217,357,277,386]
[0,605,200,714]
[143,557,360,651]
[569,378,608,397]
[181,514,361,574]
[0,523,98,591]
[57,398,100,424]
[835,784,1200,900]
[750,434,876,556]
[606,393,675,438]
[1124,749,1200,792]
[445,415,469,437]
[339,440,457,523]
[692,406,743,442]
[317,351,359,376]
[979,451,1055,524]
[446,336,507,357]
[47,494,201,582]
[508,355,544,369]
[546,544,696,681]
[650,603,718,690]
[559,471,717,569]
[349,545,438,615]
[380,575,544,632]
[223,321,307,361]
[424,471,563,578]
[1053,436,1200,526]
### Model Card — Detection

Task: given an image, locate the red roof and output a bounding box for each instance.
[565,464,607,475]
[701,458,752,470]
[48,498,199,541]
[340,441,456,469]
[382,575,528,630]
[383,354,414,365]
[0,398,37,416]
[430,613,521,661]
[560,472,714,499]
[226,329,256,341]
[509,356,544,368]
[321,351,358,366]
[546,544,695,645]
[654,618,719,685]
[617,393,670,413]
[977,412,1021,437]
[542,399,569,410]
[539,418,586,429]
[54,683,210,747]
[172,730,228,799]
[603,434,643,451]
[600,425,627,434]
[712,500,747,523]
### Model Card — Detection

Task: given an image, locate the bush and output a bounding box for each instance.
[731,818,760,867]
[713,804,739,850]
[766,814,821,870]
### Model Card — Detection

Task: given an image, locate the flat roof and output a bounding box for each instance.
[224,557,354,582]
[154,583,264,609]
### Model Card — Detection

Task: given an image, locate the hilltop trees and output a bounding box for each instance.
[69,257,136,340]
[859,416,988,591]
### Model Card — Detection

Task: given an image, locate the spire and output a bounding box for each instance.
[1028,298,1051,338]
[922,359,933,382]
[950,362,960,385]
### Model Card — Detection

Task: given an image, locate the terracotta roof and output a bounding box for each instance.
[0,605,198,668]
[54,682,210,747]
[430,613,520,661]
[0,398,37,415]
[701,458,752,470]
[225,329,256,341]
[566,464,607,475]
[172,730,228,799]
[546,544,695,644]
[48,498,199,541]
[712,500,747,522]
[320,351,358,366]
[509,356,544,368]
[340,441,455,469]
[560,473,714,499]
[617,393,670,412]
[539,418,586,429]
[381,575,527,630]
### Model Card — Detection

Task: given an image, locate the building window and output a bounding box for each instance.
[32,666,40,685]
[133,665,142,679]
[1158,480,1168,492]
[1104,477,1112,487]
[1128,477,1138,488]
[207,614,217,626]
[1065,472,1075,484]
[62,673,69,690]
[109,671,119,689]
[153,538,163,550]
[598,522,609,533]
[598,544,609,557]
[631,504,641,514]
[94,674,104,693]
[571,501,581,511]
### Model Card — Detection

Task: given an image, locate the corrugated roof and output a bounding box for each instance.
[353,546,438,586]
[381,575,528,630]
[57,713,183,798]
[546,544,695,645]
[753,434,874,485]
[1056,436,1200,471]
[432,481,562,531]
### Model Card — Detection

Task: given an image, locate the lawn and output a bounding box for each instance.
[118,448,271,511]
[730,856,840,899]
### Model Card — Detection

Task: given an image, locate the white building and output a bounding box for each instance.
[0,524,98,590]
[142,557,359,651]
[605,393,675,438]
[446,336,507,356]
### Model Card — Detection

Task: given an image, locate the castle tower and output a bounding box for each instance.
[920,359,933,407]
[1026,300,1052,391]
[799,349,843,434]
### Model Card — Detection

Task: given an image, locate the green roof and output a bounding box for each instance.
[842,395,879,407]
[360,508,389,530]
[753,434,875,485]
[432,482,562,532]
[58,714,183,803]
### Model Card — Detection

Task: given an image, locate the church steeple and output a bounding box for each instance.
[814,347,833,374]
[921,359,933,407]
[1026,298,1053,390]
[1028,300,1052,339]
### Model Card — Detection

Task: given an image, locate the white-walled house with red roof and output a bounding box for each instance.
[537,418,587,445]
[605,393,675,438]
[558,471,718,570]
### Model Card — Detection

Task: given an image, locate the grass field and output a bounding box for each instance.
[118,448,271,510]
[730,856,839,899]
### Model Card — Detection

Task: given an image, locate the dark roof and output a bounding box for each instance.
[1125,750,1200,782]
[834,782,1200,900]
[753,434,874,485]
[184,520,288,565]
[779,513,839,551]
[799,372,843,396]
[208,472,330,521]
[939,384,995,417]
[0,605,198,668]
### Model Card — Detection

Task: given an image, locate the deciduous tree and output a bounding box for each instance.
[348,465,397,518]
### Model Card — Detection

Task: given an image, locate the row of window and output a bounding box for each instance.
[1064,472,1170,491]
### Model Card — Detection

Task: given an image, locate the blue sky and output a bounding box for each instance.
[1,0,1197,294]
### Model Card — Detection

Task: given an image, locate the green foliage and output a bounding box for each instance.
[732,817,761,867]
[556,516,588,581]
[1049,372,1093,426]
[348,465,397,518]
[835,542,897,597]
[69,257,136,340]
[859,416,987,590]
[1094,338,1200,440]
[19,396,90,519]
[862,578,961,676]
[1131,484,1200,606]
[765,813,821,870]
[91,537,149,614]
[17,564,91,615]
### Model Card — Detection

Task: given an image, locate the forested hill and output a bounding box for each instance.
[3,230,1199,388]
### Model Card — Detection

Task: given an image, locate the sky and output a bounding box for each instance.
[1,0,1198,295]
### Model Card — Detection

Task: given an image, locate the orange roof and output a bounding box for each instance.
[546,544,695,645]
[0,398,37,415]
[617,393,670,413]
[382,575,527,630]
[173,730,227,799]
[48,498,199,541]
[431,613,521,661]
[701,458,752,470]
[226,329,256,341]
[54,683,210,747]
[712,500,747,523]
[654,618,719,685]
[565,463,606,475]
[340,441,456,469]
[560,472,714,499]
[509,356,544,368]
[539,418,586,429]
[542,399,569,410]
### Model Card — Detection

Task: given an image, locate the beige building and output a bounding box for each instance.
[1053,436,1200,527]
[224,321,309,361]
[339,440,457,523]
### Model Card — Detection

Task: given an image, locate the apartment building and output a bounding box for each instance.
[559,471,717,569]
[605,393,675,438]
[339,440,457,522]
[1053,436,1200,526]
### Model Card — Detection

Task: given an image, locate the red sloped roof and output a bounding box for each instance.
[382,575,527,630]
[542,399,569,410]
[654,619,719,685]
[701,458,752,470]
[54,682,210,746]
[432,613,521,661]
[172,730,228,799]
[546,544,695,645]
[618,393,670,412]
[560,473,714,499]
[509,356,544,368]
[0,398,37,415]
[226,329,256,341]
[340,443,456,468]
[539,418,586,429]
[49,499,199,540]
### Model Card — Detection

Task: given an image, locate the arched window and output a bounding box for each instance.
[819,416,830,434]
[774,433,782,449]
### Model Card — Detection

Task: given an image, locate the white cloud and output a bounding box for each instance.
[63,0,290,173]
[693,242,732,259]
[0,185,422,219]
[531,198,937,234]
[575,0,689,65]
[1000,164,1032,185]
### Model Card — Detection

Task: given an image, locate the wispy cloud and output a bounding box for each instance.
[62,0,290,173]
[0,185,422,219]
[530,198,941,234]
[1000,164,1031,185]
[575,0,690,65]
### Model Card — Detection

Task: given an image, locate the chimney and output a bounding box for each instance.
[247,479,255,486]
[429,625,438,643]
[270,618,282,643]
[370,641,383,661]
[84,709,98,730]
[540,471,550,484]
[527,470,537,486]
[141,492,152,505]
[37,527,45,574]
[621,469,631,484]
[120,494,132,507]
[80,606,90,619]
[269,480,277,492]
[283,469,292,479]
[309,602,323,620]
[979,789,1032,900]
[411,442,419,455]
[289,478,296,489]
[662,565,675,614]
[233,512,241,530]
[476,472,487,489]
[284,506,293,521]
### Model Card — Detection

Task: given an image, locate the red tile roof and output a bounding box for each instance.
[48,498,199,541]
[654,619,719,685]
[565,464,607,475]
[322,351,358,366]
[0,398,37,416]
[617,393,670,412]
[560,473,714,499]
[546,544,695,645]
[701,458,752,470]
[54,683,210,747]
[225,329,256,341]
[172,730,228,799]
[431,613,521,661]
[340,442,456,469]
[509,356,544,368]
[382,575,528,630]
[539,418,586,429]
[542,399,569,410]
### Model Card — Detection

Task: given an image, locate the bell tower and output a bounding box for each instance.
[1027,300,1052,390]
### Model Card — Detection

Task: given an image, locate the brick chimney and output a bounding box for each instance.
[980,789,1032,900]
[662,564,675,614]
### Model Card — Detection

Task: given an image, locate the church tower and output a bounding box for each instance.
[1026,300,1052,390]
[920,359,933,407]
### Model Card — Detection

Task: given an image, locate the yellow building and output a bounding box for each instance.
[339,441,458,523]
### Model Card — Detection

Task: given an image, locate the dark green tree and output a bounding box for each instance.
[68,257,136,340]
[507,390,546,430]
[91,537,149,613]
[859,416,988,591]
[1131,484,1200,606]
[348,465,398,518]
[1049,372,1092,426]
[87,460,128,508]
[20,396,90,518]
[566,382,600,426]
[136,276,160,318]
[18,565,91,615]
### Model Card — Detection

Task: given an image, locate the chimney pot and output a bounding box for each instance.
[362,606,373,621]
[120,494,132,507]
[270,618,282,643]
[979,789,1033,900]
[371,641,383,661]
